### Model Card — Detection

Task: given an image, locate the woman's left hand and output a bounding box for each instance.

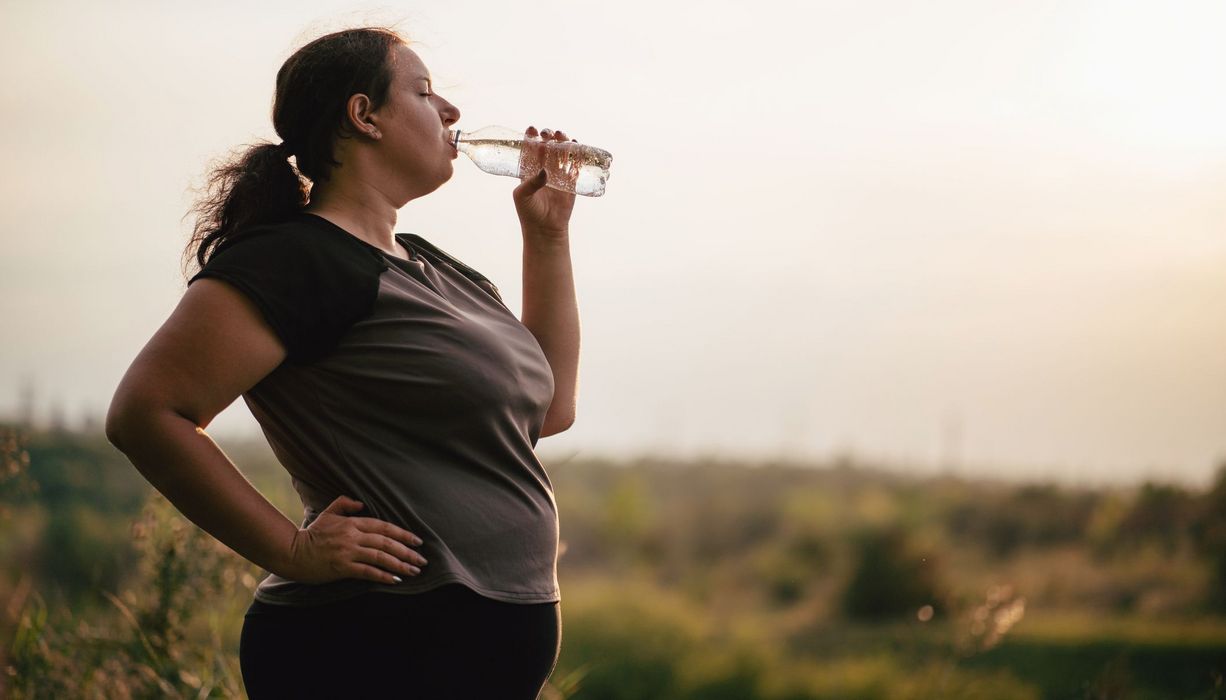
[513,126,577,240]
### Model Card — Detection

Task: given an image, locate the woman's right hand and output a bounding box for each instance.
[282,495,428,585]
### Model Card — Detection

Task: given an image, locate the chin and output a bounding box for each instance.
[437,164,455,187]
[419,178,451,199]
[407,169,453,200]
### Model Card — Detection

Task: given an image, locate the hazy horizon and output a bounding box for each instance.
[3,1,1224,488]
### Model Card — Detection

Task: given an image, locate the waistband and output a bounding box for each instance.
[244,582,556,617]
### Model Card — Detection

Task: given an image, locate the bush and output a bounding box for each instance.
[840,527,945,622]
[1195,463,1226,612]
[556,580,708,699]
[5,491,263,698]
[945,485,1097,558]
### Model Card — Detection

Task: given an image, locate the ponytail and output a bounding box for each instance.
[182,141,309,278]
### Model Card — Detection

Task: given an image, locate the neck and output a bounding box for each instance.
[304,181,400,253]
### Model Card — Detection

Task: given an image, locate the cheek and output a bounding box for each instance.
[402,115,440,154]
[394,135,432,169]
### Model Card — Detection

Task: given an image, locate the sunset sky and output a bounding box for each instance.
[2,0,1224,485]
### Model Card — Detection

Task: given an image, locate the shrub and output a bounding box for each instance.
[5,491,262,698]
[840,527,945,622]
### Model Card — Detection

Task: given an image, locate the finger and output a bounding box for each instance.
[555,130,568,141]
[356,546,422,577]
[547,138,578,184]
[353,517,424,547]
[520,126,544,181]
[540,128,553,140]
[323,495,364,515]
[360,533,429,567]
[521,173,549,198]
[524,167,548,191]
[512,169,547,200]
[349,561,406,585]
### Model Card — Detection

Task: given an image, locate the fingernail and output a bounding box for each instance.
[392,575,403,583]
[414,537,423,546]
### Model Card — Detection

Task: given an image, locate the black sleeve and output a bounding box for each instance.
[188,226,385,364]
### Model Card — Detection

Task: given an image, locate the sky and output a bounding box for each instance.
[2,0,1224,486]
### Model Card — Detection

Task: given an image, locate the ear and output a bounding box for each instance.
[344,93,381,140]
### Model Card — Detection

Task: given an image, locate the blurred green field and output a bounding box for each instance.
[2,424,1224,698]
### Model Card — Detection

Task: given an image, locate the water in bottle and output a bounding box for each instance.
[450,125,613,197]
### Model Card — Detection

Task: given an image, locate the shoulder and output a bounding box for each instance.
[189,214,388,364]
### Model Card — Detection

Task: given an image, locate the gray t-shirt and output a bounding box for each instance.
[189,212,559,605]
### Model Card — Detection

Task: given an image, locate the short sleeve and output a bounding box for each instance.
[188,225,385,364]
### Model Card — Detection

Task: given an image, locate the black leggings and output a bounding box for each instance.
[239,583,561,699]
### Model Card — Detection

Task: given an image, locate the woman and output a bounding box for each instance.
[105,26,580,699]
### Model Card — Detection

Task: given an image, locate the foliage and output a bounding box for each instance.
[3,429,1226,698]
[555,577,1041,699]
[0,425,38,512]
[840,527,946,621]
[1113,482,1198,554]
[945,484,1098,558]
[1197,465,1226,613]
[5,490,262,698]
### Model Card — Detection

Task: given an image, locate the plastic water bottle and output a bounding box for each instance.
[450,125,613,197]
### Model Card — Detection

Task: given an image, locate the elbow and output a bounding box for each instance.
[106,386,206,452]
[540,412,576,438]
[105,393,155,452]
[104,400,132,451]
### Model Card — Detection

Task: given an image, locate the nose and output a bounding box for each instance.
[440,97,460,127]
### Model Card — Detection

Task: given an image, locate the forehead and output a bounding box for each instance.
[390,44,430,82]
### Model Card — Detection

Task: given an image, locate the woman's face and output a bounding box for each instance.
[371,44,462,199]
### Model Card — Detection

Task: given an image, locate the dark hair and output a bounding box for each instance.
[182,26,406,278]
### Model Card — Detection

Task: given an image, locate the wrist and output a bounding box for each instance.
[270,525,304,580]
[521,228,571,249]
